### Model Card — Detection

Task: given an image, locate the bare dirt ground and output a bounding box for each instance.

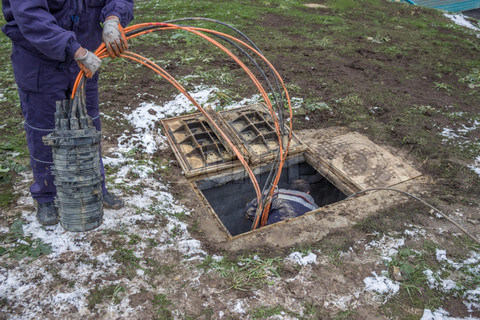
[1,1,480,319]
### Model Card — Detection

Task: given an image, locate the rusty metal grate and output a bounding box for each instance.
[230,110,278,155]
[170,118,234,170]
[161,104,305,176]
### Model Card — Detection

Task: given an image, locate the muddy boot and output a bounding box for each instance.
[37,201,59,226]
[103,192,124,209]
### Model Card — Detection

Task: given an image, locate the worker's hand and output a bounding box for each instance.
[74,48,101,78]
[102,18,128,58]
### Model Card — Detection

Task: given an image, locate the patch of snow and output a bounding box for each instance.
[464,287,480,312]
[290,97,304,109]
[436,249,463,269]
[223,94,262,110]
[232,300,246,314]
[1,93,212,318]
[403,225,426,238]
[323,291,361,310]
[118,86,219,154]
[469,156,480,177]
[363,272,400,300]
[436,249,480,271]
[286,251,317,266]
[212,254,223,262]
[365,234,405,262]
[424,269,458,293]
[421,307,478,320]
[441,127,462,141]
[445,13,480,32]
[440,120,479,149]
[100,112,114,120]
[21,216,91,259]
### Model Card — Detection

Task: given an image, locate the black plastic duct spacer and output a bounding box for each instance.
[43,99,104,232]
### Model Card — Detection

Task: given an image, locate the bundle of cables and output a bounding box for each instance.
[71,18,294,230]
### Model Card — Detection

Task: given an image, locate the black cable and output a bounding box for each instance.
[163,17,264,55]
[125,21,292,228]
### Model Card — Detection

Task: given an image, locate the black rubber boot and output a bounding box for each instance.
[36,201,59,226]
[103,192,124,209]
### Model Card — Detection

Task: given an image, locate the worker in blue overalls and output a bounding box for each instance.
[2,0,134,225]
[244,179,319,226]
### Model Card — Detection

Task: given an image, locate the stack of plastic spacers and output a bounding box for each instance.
[43,96,103,232]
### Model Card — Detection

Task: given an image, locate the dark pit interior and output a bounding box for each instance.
[198,157,347,236]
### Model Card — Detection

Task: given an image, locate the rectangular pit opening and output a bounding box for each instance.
[196,155,347,237]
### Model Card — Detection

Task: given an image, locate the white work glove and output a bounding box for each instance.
[75,50,101,78]
[102,19,128,58]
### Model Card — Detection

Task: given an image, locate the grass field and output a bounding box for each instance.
[1,0,480,319]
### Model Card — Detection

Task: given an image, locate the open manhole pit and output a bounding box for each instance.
[197,155,347,236]
[162,105,423,247]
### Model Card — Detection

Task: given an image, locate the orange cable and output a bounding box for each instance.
[71,22,294,229]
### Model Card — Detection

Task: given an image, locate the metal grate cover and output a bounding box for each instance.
[161,104,305,177]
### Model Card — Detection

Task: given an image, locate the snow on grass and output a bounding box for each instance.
[464,287,480,312]
[440,119,480,176]
[365,233,405,262]
[440,120,480,143]
[323,291,362,310]
[404,224,427,238]
[432,249,480,312]
[363,272,400,300]
[232,299,247,314]
[444,13,480,32]
[421,307,479,320]
[436,249,480,270]
[285,251,317,266]
[424,269,458,292]
[20,208,91,259]
[118,86,219,154]
[469,156,480,177]
[0,92,215,318]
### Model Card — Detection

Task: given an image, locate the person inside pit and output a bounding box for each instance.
[2,0,134,225]
[244,179,319,226]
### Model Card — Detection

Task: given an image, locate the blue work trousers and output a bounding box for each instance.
[13,45,106,204]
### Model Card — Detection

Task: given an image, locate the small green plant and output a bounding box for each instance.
[328,250,343,267]
[198,254,281,291]
[459,68,480,88]
[250,305,286,319]
[152,294,173,319]
[367,34,391,43]
[112,244,143,277]
[305,101,331,112]
[87,284,125,310]
[0,220,52,260]
[434,82,452,94]
[314,36,331,48]
[110,285,126,304]
[336,95,364,107]
[333,310,357,320]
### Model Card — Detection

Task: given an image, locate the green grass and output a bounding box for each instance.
[197,254,281,291]
[381,241,480,317]
[0,220,52,260]
[250,305,288,319]
[87,284,126,310]
[152,293,174,319]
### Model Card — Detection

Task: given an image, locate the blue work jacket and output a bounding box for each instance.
[244,189,319,225]
[2,0,134,65]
